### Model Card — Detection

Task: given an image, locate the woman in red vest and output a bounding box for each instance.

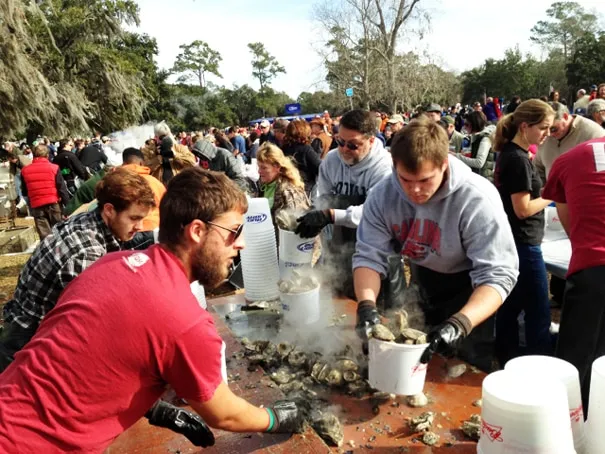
[21,145,70,239]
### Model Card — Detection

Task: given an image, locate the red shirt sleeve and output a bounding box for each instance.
[542,158,567,203]
[161,316,224,403]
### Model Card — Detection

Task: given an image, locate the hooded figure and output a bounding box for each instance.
[192,139,249,192]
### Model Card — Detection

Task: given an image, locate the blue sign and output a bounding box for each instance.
[285,103,301,115]
[345,87,354,97]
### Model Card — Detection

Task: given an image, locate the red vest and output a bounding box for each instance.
[21,158,60,209]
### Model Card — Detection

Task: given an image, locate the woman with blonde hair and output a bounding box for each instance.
[493,99,555,366]
[256,142,309,221]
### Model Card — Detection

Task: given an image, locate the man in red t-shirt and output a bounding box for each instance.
[0,168,307,453]
[542,137,605,416]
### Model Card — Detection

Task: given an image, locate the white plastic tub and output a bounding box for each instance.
[280,285,320,326]
[368,338,429,396]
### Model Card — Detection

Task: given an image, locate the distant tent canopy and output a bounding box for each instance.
[248,113,324,126]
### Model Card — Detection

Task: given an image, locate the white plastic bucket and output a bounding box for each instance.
[478,370,575,454]
[586,356,605,454]
[505,355,585,453]
[280,285,320,325]
[278,229,314,278]
[244,197,274,234]
[545,206,563,231]
[368,338,429,396]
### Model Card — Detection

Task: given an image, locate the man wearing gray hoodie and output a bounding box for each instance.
[354,117,518,370]
[191,138,249,192]
[295,109,393,299]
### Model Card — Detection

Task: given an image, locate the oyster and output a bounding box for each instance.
[333,359,358,372]
[263,342,277,357]
[326,369,343,387]
[279,380,304,394]
[446,363,467,378]
[342,370,359,383]
[311,361,330,383]
[461,414,481,440]
[346,380,368,395]
[311,412,344,447]
[400,328,427,345]
[271,367,294,385]
[406,392,429,408]
[409,411,435,432]
[247,354,266,365]
[277,342,294,359]
[287,350,308,369]
[422,431,440,446]
[369,324,396,342]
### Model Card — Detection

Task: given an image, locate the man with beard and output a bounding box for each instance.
[0,168,307,452]
[295,109,394,303]
[0,168,214,447]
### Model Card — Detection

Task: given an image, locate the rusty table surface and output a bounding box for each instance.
[107,294,485,454]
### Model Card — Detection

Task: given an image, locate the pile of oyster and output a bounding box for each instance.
[368,309,428,345]
[278,270,319,294]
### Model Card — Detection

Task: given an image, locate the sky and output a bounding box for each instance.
[135,0,603,98]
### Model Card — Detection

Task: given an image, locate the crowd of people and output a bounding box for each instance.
[0,82,604,451]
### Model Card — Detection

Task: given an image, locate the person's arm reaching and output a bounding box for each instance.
[510,192,552,219]
[456,136,490,169]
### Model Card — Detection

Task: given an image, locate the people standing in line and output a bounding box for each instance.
[78,137,108,174]
[54,138,89,195]
[492,99,556,365]
[191,136,249,192]
[586,99,605,128]
[20,145,70,239]
[440,116,464,152]
[385,115,405,147]
[310,118,332,159]
[425,103,443,122]
[259,119,276,145]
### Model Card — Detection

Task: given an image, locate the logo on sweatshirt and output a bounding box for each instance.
[247,213,268,224]
[393,219,442,260]
[334,181,368,197]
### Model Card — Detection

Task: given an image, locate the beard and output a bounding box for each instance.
[191,243,230,289]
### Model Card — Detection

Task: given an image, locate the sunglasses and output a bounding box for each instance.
[335,137,361,151]
[205,220,244,242]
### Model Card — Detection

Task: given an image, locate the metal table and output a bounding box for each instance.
[107,294,485,453]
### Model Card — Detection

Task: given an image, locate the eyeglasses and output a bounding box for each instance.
[205,221,244,242]
[335,137,361,151]
[549,125,560,134]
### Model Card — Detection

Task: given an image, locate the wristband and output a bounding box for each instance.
[448,312,473,337]
[265,407,275,432]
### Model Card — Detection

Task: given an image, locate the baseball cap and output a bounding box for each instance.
[387,114,405,124]
[441,115,455,126]
[426,103,442,113]
[260,120,270,128]
[591,84,598,91]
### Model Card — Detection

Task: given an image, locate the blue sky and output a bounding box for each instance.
[135,0,603,97]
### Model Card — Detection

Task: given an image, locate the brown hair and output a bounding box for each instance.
[95,167,156,212]
[493,99,555,152]
[284,119,311,147]
[390,117,448,172]
[33,144,49,158]
[257,143,305,189]
[159,167,248,247]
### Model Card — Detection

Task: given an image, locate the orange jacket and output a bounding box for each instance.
[121,164,166,231]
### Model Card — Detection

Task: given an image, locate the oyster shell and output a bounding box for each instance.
[287,350,307,369]
[279,380,304,394]
[277,342,294,359]
[410,411,435,432]
[400,328,427,345]
[311,412,344,447]
[271,367,294,385]
[422,431,440,446]
[370,324,396,342]
[326,369,343,387]
[461,414,481,440]
[406,392,429,408]
[333,359,358,372]
[311,361,330,383]
[346,380,368,395]
[342,370,359,383]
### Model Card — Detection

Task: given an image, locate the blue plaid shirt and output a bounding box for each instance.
[2,210,121,329]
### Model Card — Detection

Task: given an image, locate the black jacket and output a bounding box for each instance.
[282,143,321,194]
[54,150,88,181]
[78,143,108,172]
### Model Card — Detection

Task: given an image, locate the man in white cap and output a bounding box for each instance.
[385,114,405,147]
[259,120,275,145]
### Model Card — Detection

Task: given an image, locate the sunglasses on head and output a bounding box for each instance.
[335,137,361,151]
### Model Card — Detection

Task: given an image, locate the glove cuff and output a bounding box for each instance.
[447,312,473,338]
[357,300,376,312]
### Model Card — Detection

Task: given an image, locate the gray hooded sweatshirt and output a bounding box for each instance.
[317,139,392,228]
[192,140,248,191]
[354,155,518,302]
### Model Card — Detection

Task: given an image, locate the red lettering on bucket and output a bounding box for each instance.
[411,363,427,376]
[570,405,584,423]
[481,420,503,442]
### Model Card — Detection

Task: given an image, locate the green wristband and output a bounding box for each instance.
[266,408,275,432]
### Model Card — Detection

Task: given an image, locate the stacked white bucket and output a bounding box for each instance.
[240,198,280,301]
[586,355,605,453]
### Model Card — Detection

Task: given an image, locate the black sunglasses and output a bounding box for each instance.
[205,220,244,241]
[335,137,360,151]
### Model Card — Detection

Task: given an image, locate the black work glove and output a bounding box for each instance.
[420,312,473,364]
[145,400,215,447]
[295,209,332,238]
[356,300,381,354]
[265,399,310,433]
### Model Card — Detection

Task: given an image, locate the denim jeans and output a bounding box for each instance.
[496,242,553,366]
